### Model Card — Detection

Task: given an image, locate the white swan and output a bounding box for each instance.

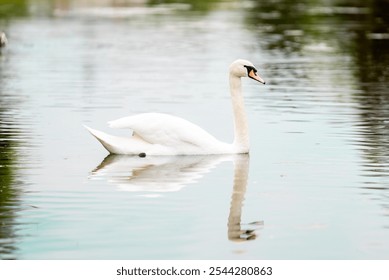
[85,59,265,155]
[0,32,7,47]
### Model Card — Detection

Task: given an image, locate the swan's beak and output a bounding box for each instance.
[248,70,266,84]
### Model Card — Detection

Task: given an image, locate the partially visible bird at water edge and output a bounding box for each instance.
[0,32,7,47]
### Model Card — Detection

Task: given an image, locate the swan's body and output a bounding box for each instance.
[85,59,265,155]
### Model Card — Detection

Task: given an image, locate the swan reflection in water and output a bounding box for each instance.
[90,154,263,241]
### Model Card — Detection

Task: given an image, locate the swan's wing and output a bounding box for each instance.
[108,113,224,149]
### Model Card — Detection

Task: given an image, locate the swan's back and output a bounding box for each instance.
[109,113,232,154]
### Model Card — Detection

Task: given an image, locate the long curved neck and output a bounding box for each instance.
[229,74,249,153]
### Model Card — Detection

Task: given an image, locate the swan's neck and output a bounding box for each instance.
[230,74,249,153]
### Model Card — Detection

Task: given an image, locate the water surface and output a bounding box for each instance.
[0,0,389,259]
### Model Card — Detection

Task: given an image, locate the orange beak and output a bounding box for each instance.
[248,69,266,84]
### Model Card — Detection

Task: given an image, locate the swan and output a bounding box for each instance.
[85,59,265,155]
[0,32,7,47]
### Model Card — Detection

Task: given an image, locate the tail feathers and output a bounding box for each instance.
[83,125,144,155]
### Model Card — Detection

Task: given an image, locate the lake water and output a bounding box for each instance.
[0,0,388,259]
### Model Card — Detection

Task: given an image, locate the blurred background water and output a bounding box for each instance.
[0,0,388,259]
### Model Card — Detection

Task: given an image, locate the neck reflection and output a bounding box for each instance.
[228,155,263,242]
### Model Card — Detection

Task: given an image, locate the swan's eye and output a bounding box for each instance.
[244,65,257,74]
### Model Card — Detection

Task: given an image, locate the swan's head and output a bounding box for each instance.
[229,59,265,84]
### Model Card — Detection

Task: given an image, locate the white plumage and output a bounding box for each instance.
[0,32,7,47]
[85,59,265,155]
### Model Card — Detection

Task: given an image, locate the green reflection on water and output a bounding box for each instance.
[0,0,26,256]
[0,0,29,18]
[148,0,224,11]
[0,78,20,260]
[246,0,389,205]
